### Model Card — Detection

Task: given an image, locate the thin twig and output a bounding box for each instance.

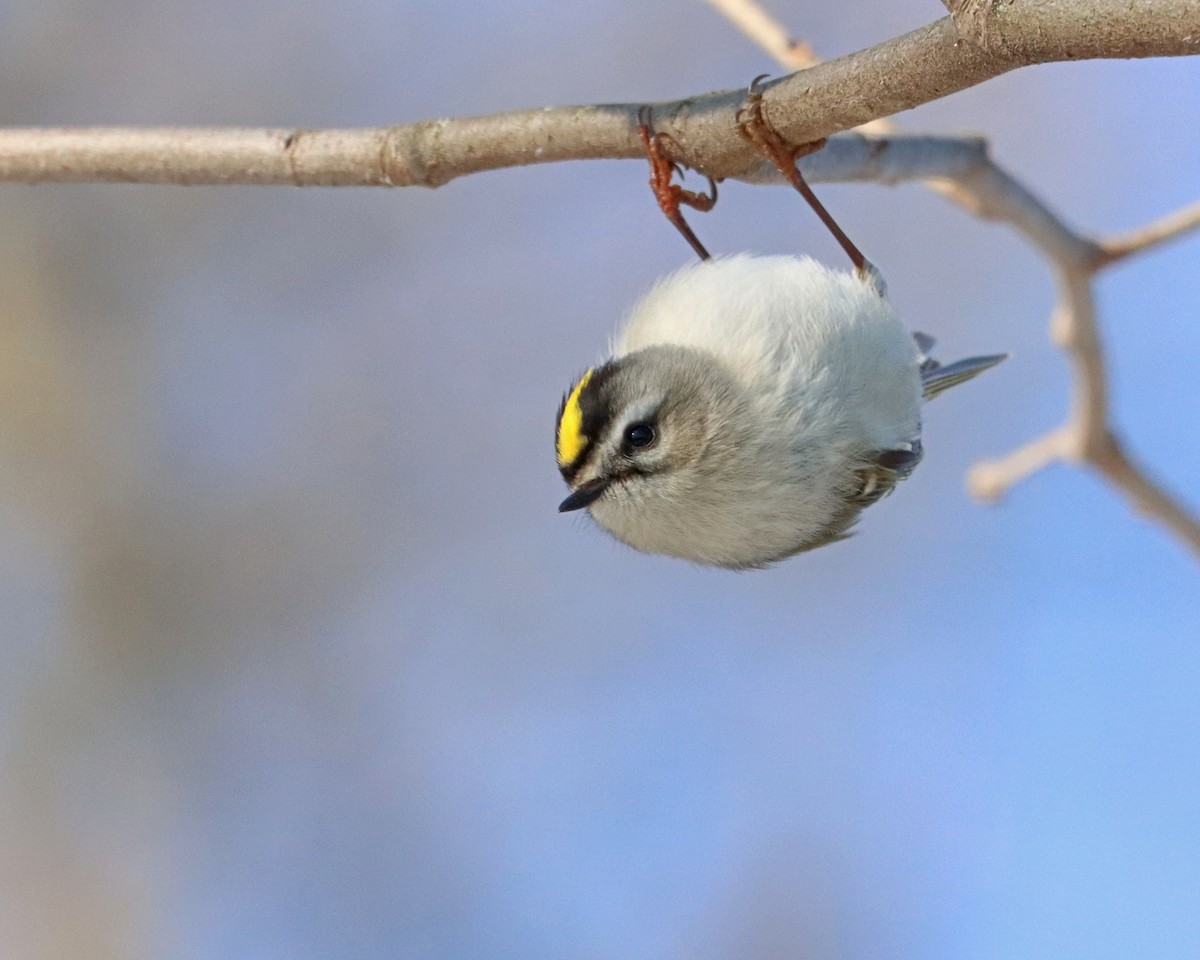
[702,0,819,69]
[968,429,1073,499]
[1095,200,1200,265]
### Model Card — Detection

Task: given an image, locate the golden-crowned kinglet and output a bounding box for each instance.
[555,254,1005,568]
[554,91,1006,569]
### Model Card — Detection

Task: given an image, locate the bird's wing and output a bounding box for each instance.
[772,443,924,559]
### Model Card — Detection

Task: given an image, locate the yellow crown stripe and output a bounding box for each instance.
[556,368,594,466]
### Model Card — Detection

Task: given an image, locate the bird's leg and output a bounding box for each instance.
[736,75,884,294]
[638,105,717,262]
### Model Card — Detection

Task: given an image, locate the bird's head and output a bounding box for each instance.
[555,346,733,516]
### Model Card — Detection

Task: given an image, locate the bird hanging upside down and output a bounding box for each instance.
[556,79,1006,569]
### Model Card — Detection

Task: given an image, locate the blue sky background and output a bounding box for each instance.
[1,2,1198,958]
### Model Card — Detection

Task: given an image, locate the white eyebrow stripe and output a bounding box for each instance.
[622,396,665,426]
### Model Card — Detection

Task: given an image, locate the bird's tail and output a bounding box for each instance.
[913,332,1008,401]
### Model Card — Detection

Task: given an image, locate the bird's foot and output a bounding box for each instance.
[638,105,717,262]
[736,75,883,294]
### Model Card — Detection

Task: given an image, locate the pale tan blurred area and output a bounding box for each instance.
[0,0,421,948]
[0,205,155,957]
[0,212,361,957]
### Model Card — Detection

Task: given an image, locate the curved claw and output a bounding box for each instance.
[736,75,771,133]
[661,147,719,208]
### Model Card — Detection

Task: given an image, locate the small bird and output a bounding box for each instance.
[555,86,1005,569]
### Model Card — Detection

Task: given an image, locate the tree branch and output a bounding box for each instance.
[943,0,1200,58]
[0,4,1196,188]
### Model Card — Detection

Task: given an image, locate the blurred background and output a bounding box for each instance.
[1,1,1198,958]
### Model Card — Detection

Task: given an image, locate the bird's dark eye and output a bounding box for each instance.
[624,423,656,450]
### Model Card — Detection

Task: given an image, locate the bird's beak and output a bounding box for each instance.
[558,477,611,513]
